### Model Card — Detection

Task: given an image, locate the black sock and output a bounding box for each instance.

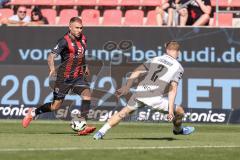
[80,100,90,120]
[35,103,52,115]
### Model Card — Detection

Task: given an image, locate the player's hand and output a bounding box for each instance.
[115,86,129,98]
[167,113,174,122]
[49,69,56,77]
[85,67,90,77]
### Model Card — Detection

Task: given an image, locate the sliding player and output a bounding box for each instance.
[94,41,195,139]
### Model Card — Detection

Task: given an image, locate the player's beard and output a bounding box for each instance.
[74,33,81,38]
[69,31,81,39]
[74,31,81,39]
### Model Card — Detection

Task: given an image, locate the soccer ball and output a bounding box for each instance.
[70,121,86,132]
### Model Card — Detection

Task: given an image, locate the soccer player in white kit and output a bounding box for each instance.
[94,41,195,140]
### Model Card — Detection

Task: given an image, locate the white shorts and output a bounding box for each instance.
[127,95,173,113]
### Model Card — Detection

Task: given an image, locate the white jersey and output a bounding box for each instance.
[135,54,183,99]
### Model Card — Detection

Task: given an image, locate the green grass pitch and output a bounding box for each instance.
[0,120,240,160]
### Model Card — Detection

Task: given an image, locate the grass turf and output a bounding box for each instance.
[0,120,240,160]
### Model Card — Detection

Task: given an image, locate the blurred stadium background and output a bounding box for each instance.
[0,0,240,160]
[0,0,239,26]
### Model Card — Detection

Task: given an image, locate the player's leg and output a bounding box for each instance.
[75,88,96,135]
[173,105,195,135]
[22,82,69,128]
[152,97,195,135]
[172,106,185,132]
[71,77,92,121]
[35,99,64,115]
[22,99,64,128]
[94,105,135,140]
[79,88,91,121]
[94,97,142,140]
[108,106,134,127]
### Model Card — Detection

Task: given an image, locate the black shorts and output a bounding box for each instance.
[53,77,89,100]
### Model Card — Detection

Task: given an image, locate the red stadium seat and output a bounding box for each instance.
[10,0,33,5]
[55,0,76,6]
[213,13,233,27]
[81,9,100,26]
[211,0,229,7]
[211,0,240,7]
[102,9,122,26]
[32,0,54,6]
[41,9,57,25]
[58,9,78,25]
[124,10,144,26]
[230,0,240,7]
[75,0,97,6]
[0,8,13,20]
[145,10,157,26]
[120,0,141,6]
[141,0,161,6]
[98,0,119,6]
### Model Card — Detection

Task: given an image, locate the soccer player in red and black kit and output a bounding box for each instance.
[22,17,96,135]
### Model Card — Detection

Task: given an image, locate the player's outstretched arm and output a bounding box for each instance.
[168,81,178,121]
[126,64,147,88]
[116,64,147,97]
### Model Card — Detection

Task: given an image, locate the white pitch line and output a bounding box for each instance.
[0,145,239,152]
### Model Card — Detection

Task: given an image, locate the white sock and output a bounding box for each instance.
[99,123,111,135]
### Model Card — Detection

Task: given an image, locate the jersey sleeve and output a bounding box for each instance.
[81,34,87,66]
[171,67,184,83]
[51,38,67,56]
[81,34,87,49]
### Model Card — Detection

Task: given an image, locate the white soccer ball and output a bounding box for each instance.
[70,121,86,132]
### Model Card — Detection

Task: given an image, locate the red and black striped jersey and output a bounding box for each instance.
[51,32,87,80]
